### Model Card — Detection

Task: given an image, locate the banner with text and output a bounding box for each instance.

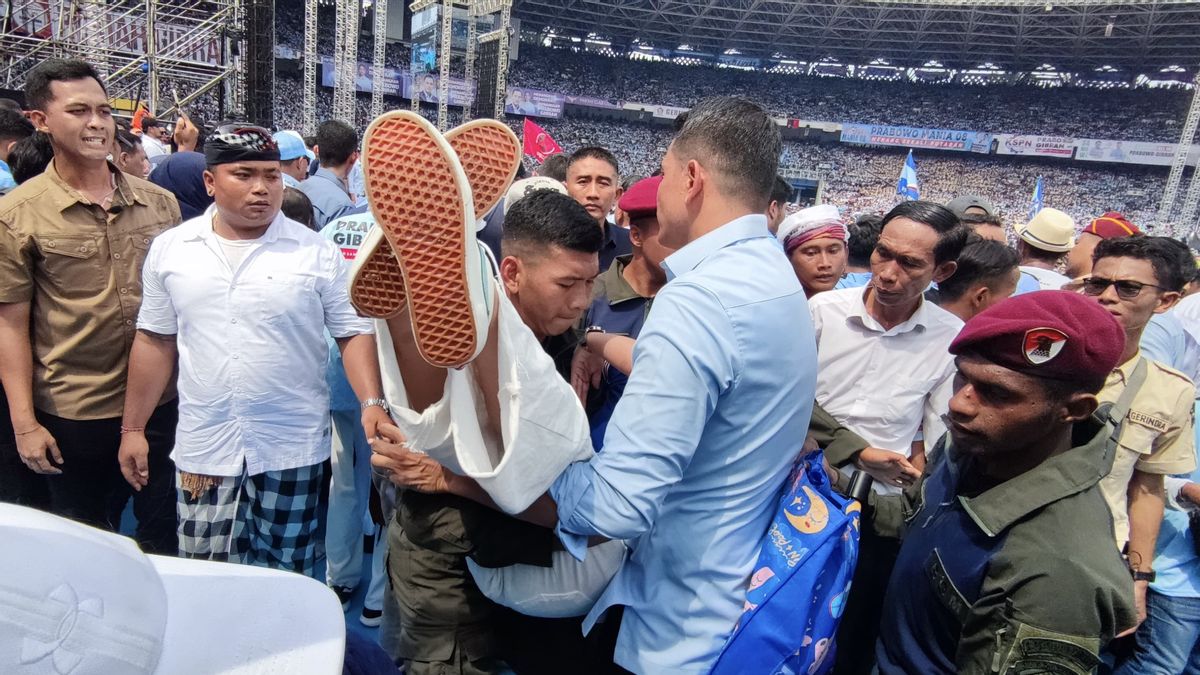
[504,88,565,118]
[321,59,475,107]
[841,124,992,153]
[1074,139,1200,166]
[995,134,1076,159]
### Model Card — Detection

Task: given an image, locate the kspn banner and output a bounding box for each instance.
[841,124,992,153]
[505,88,565,118]
[1075,139,1200,167]
[995,135,1076,159]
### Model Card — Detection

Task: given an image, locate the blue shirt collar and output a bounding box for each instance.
[662,214,771,281]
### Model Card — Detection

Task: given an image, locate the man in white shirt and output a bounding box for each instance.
[118,125,387,575]
[810,200,968,675]
[140,116,171,159]
[1016,207,1075,291]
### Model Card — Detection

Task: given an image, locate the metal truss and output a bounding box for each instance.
[513,0,1200,72]
[371,0,387,119]
[1,0,244,117]
[1159,72,1200,229]
[437,0,452,129]
[333,0,359,122]
[304,0,318,133]
[494,0,510,119]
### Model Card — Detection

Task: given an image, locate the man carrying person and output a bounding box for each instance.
[564,146,630,272]
[867,290,1137,673]
[118,124,386,574]
[371,97,816,673]
[0,59,181,552]
[808,200,968,674]
[274,129,315,189]
[1079,235,1197,630]
[300,119,359,230]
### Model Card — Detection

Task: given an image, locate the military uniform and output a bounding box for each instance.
[872,419,1137,674]
[1097,352,1196,548]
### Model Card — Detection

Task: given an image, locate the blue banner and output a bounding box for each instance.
[841,123,992,153]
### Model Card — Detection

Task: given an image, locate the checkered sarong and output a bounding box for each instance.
[177,463,325,575]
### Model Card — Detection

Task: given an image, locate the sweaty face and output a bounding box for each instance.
[32,78,114,164]
[945,354,1062,459]
[789,238,848,297]
[566,156,619,227]
[506,245,599,338]
[1085,256,1173,335]
[205,161,284,231]
[870,218,942,307]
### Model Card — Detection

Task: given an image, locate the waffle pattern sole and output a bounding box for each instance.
[349,119,520,320]
[362,112,478,368]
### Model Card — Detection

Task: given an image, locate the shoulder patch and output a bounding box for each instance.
[1127,410,1169,433]
[997,622,1101,675]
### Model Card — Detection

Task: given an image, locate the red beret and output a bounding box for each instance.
[618,176,662,221]
[1084,212,1141,239]
[949,290,1125,383]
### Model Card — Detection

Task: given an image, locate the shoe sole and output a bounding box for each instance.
[349,119,521,320]
[361,111,484,368]
[359,613,383,628]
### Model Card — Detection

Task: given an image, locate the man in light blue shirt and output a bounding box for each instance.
[554,97,817,673]
[273,129,314,189]
[299,120,359,229]
[371,97,817,674]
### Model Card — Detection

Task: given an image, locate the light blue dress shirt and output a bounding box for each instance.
[551,215,818,674]
[320,209,375,411]
[835,271,872,290]
[0,160,15,193]
[1141,311,1200,383]
[299,166,356,230]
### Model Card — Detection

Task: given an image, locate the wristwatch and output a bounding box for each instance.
[1131,569,1156,583]
[581,325,605,348]
[361,397,388,411]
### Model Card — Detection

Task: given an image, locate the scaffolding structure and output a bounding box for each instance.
[370,0,387,118]
[0,0,245,119]
[1159,73,1200,233]
[332,0,359,123]
[409,0,511,125]
[302,0,318,134]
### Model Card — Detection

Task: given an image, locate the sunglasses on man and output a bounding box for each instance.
[1080,276,1165,300]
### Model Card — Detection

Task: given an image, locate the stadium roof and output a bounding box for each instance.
[512,0,1200,74]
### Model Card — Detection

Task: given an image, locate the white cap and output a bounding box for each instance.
[776,204,847,245]
[503,176,568,216]
[0,504,345,674]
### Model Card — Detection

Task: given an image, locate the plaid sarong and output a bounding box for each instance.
[177,462,325,576]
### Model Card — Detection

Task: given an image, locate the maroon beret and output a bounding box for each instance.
[1083,212,1141,239]
[949,290,1125,382]
[618,176,662,221]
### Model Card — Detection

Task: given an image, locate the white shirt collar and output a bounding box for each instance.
[849,286,932,336]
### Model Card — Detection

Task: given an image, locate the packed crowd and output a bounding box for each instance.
[508,44,1192,142]
[3,56,1200,675]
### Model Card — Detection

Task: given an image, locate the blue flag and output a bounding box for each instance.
[1028,176,1045,221]
[897,150,919,201]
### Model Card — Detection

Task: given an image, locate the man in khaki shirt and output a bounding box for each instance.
[1080,235,1197,631]
[0,59,181,553]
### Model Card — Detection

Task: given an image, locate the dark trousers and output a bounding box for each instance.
[833,525,901,675]
[37,401,178,555]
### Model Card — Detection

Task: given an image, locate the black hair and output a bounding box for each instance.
[25,59,106,111]
[622,174,646,192]
[0,108,34,144]
[671,96,781,210]
[314,119,358,167]
[770,176,794,206]
[0,98,22,112]
[879,200,969,265]
[142,117,164,130]
[281,187,316,231]
[1018,239,1063,265]
[303,135,317,148]
[8,131,54,184]
[501,190,603,258]
[1092,235,1195,293]
[960,212,1003,230]
[936,236,1019,302]
[114,128,142,154]
[847,214,883,267]
[567,146,619,177]
[538,153,569,181]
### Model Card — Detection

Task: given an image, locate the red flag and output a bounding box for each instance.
[522,117,563,163]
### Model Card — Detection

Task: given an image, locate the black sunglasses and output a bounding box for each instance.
[1081,276,1164,300]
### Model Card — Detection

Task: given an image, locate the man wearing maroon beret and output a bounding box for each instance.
[572,176,674,449]
[855,291,1137,674]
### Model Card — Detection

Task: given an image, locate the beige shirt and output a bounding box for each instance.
[1097,351,1197,548]
[0,160,181,420]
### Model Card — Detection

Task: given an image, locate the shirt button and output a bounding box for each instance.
[143,238,150,244]
[231,318,237,323]
[47,241,56,248]
[125,319,133,325]
[113,253,121,259]
[78,245,87,253]
[120,288,128,294]
[232,354,239,360]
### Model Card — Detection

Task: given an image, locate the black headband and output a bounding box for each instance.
[205,124,280,166]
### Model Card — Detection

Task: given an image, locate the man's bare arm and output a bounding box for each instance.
[0,301,61,473]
